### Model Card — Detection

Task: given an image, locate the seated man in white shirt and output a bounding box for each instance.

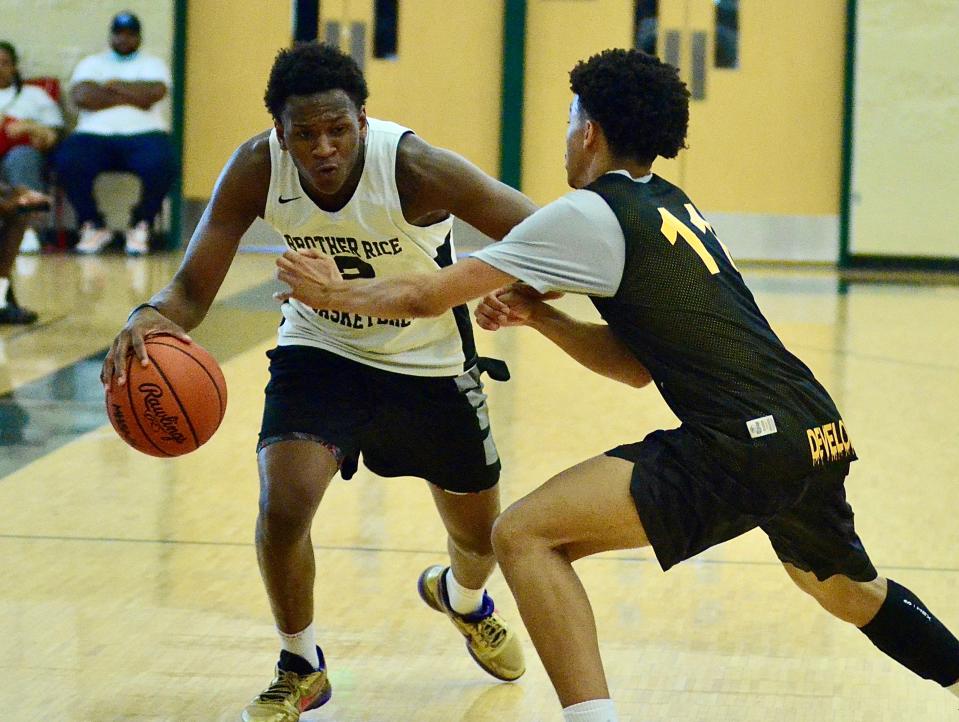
[55,11,176,256]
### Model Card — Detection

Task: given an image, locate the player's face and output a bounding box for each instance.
[0,50,15,89]
[277,90,368,196]
[110,30,141,56]
[564,96,589,189]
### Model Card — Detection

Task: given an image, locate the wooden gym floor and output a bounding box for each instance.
[1,250,958,721]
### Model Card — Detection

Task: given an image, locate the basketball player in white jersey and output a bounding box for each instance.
[101,43,536,721]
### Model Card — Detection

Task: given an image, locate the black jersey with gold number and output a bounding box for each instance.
[587,172,855,497]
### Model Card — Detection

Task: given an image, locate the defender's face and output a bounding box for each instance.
[565,96,589,189]
[277,89,368,196]
[110,29,141,56]
[0,50,15,89]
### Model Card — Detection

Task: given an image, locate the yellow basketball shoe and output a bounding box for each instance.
[240,648,332,722]
[417,565,525,681]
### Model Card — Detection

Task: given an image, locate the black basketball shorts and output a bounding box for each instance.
[258,345,501,493]
[607,427,877,582]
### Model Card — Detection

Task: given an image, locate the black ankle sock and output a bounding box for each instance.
[860,579,959,686]
[278,646,324,675]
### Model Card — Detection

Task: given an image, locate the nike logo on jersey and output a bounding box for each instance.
[278,195,302,204]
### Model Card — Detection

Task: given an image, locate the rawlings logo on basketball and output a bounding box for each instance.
[105,337,226,457]
[110,403,133,441]
[138,383,188,444]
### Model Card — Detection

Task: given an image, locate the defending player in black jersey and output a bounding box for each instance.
[273,49,959,721]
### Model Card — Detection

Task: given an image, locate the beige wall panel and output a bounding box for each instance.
[182,2,292,199]
[521,0,845,222]
[1,1,173,88]
[683,0,845,217]
[348,1,504,176]
[850,0,959,257]
[522,0,633,204]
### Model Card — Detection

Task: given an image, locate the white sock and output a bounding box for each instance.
[445,568,484,615]
[563,699,618,722]
[949,680,959,698]
[278,623,319,669]
[0,277,9,308]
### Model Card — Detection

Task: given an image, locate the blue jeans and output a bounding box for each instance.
[1,145,45,191]
[54,132,177,227]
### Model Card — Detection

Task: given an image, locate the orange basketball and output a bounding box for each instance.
[105,335,228,457]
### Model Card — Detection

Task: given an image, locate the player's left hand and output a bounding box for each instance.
[274,249,343,308]
[474,283,563,331]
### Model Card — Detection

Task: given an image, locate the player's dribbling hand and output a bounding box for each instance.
[273,249,343,308]
[101,307,191,389]
[474,283,563,331]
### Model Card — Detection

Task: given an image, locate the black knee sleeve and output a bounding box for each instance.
[859,579,959,686]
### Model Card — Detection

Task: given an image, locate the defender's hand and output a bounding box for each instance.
[274,249,343,308]
[101,307,191,388]
[509,282,564,303]
[474,286,543,331]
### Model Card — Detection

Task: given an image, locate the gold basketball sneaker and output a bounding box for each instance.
[241,648,332,722]
[417,565,525,681]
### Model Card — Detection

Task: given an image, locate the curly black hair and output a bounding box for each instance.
[570,49,689,163]
[264,42,369,120]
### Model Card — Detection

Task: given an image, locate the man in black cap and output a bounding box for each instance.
[56,10,177,256]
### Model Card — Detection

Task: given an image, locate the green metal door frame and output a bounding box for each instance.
[838,0,856,269]
[169,0,187,248]
[499,0,526,190]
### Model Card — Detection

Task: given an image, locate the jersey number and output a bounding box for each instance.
[657,204,737,275]
[309,256,375,316]
[334,255,376,280]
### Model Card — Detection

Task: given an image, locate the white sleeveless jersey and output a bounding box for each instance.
[264,118,468,377]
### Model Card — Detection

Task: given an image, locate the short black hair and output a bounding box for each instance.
[264,42,369,120]
[570,49,689,163]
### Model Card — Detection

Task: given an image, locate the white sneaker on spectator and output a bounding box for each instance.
[19,227,41,254]
[75,223,113,254]
[124,221,150,256]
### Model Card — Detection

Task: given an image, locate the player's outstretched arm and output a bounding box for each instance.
[476,286,652,388]
[275,251,515,319]
[395,132,538,240]
[102,134,269,387]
